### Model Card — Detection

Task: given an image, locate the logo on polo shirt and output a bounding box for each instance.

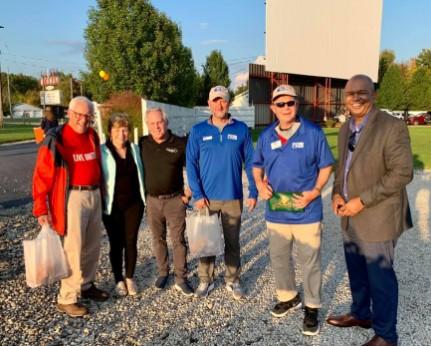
[292,142,304,149]
[203,136,213,141]
[227,134,237,141]
[166,147,178,154]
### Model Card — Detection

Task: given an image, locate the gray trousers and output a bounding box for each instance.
[198,199,243,284]
[146,195,187,283]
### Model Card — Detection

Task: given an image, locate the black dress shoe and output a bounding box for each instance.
[362,335,397,346]
[154,275,169,289]
[81,283,109,302]
[326,313,372,329]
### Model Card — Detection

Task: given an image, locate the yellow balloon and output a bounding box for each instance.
[99,70,106,78]
[103,73,110,81]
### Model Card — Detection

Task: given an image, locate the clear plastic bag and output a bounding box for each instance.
[23,225,69,288]
[186,208,224,259]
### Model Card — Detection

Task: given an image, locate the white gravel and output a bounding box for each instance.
[0,172,430,345]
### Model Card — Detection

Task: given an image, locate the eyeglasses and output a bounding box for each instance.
[348,131,357,152]
[274,101,296,108]
[69,109,94,120]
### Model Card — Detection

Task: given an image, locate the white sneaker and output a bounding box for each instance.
[195,282,214,298]
[226,282,245,300]
[125,278,138,296]
[115,281,128,297]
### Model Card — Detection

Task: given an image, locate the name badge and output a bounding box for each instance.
[271,140,282,150]
[203,136,213,141]
[292,142,304,149]
[227,134,237,140]
[166,148,178,154]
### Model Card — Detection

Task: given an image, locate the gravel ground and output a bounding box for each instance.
[0,172,430,346]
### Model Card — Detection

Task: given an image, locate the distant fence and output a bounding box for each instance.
[141,99,255,136]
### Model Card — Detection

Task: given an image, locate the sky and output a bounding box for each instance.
[0,0,430,89]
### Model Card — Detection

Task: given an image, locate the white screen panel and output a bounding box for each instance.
[266,0,383,82]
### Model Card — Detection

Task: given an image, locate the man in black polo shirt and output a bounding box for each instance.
[139,107,193,296]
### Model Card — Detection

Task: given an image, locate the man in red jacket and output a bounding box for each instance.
[33,96,109,317]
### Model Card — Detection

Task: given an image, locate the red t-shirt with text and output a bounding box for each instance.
[62,123,100,186]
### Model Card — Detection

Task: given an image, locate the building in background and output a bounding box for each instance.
[250,0,383,126]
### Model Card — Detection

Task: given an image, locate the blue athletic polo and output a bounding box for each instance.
[253,117,334,224]
[186,117,257,201]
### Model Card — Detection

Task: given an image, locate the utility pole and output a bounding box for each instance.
[70,75,74,101]
[0,25,4,128]
[7,69,12,118]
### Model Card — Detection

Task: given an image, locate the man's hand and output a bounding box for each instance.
[338,197,365,217]
[181,195,190,204]
[293,189,319,209]
[37,214,51,226]
[194,198,209,209]
[332,193,346,216]
[246,198,257,212]
[256,179,273,200]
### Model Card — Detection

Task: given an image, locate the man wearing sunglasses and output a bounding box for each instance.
[252,84,334,336]
[186,85,258,300]
[327,75,413,346]
[33,96,109,317]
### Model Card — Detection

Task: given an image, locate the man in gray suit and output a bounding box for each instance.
[326,75,413,346]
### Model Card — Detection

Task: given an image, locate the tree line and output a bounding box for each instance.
[377,48,431,111]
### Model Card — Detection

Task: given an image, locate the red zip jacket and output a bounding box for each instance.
[32,124,101,236]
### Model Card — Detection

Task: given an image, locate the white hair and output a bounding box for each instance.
[69,96,94,114]
[145,107,168,124]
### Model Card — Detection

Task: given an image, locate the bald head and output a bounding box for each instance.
[346,74,375,93]
[344,74,376,122]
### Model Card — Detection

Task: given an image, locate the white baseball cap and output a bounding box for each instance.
[209,85,230,101]
[272,84,297,101]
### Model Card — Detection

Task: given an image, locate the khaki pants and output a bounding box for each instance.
[57,189,102,305]
[267,221,322,308]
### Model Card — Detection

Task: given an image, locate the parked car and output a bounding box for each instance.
[406,113,428,125]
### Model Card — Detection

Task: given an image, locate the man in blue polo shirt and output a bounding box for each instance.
[253,84,334,336]
[186,85,258,300]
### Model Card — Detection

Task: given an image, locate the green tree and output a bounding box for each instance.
[234,80,249,96]
[196,50,231,105]
[416,48,431,70]
[377,49,395,85]
[84,0,198,106]
[377,64,408,110]
[407,67,431,110]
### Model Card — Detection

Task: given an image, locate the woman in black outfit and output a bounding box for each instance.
[100,113,146,296]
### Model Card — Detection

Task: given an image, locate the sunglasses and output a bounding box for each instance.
[274,100,296,108]
[348,131,357,152]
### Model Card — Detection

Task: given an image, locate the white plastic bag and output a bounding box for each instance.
[23,225,69,288]
[186,208,224,259]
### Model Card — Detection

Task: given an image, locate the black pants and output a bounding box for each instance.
[102,200,144,283]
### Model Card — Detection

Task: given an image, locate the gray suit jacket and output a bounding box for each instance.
[333,108,413,242]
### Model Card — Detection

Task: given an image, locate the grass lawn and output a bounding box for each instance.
[252,126,431,170]
[0,123,39,144]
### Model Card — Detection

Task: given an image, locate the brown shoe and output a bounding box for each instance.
[362,335,397,346]
[57,303,88,317]
[326,313,372,329]
[81,283,109,302]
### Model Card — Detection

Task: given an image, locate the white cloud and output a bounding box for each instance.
[199,22,208,29]
[254,55,266,65]
[201,39,228,45]
[232,71,249,89]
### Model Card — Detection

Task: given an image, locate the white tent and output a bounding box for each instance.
[12,103,43,118]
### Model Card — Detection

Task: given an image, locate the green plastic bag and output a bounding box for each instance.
[268,192,304,212]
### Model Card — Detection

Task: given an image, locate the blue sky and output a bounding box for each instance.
[1,0,430,88]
